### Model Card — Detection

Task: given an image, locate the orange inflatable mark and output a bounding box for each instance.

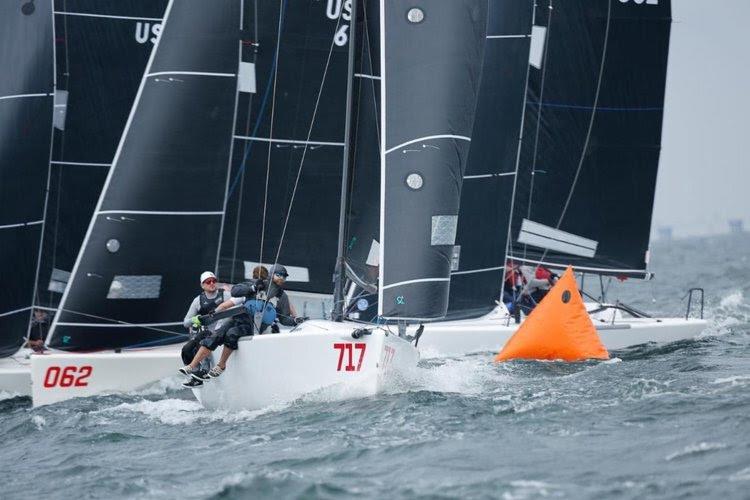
[495,266,609,362]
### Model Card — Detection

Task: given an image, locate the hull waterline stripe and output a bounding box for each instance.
[233,135,345,147]
[98,210,223,216]
[147,71,236,78]
[355,73,381,80]
[0,93,52,101]
[0,220,44,230]
[51,160,111,167]
[451,266,504,276]
[382,277,451,290]
[56,321,183,328]
[464,172,516,179]
[385,134,471,155]
[0,306,33,318]
[487,34,530,39]
[54,11,162,22]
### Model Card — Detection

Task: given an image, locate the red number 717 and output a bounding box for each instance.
[333,343,366,372]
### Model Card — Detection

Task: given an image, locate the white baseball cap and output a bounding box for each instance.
[200,271,217,284]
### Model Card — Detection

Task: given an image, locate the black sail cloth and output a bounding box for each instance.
[34,1,167,312]
[0,2,54,357]
[509,0,672,279]
[378,1,488,319]
[218,0,349,296]
[48,0,239,350]
[447,0,535,319]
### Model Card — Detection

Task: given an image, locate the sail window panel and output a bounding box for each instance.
[53,90,68,130]
[431,215,458,246]
[48,268,71,294]
[518,219,598,258]
[107,275,162,299]
[238,62,257,93]
[529,25,547,69]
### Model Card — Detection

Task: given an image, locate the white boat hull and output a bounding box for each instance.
[414,308,707,358]
[194,320,419,411]
[19,308,707,406]
[30,345,181,407]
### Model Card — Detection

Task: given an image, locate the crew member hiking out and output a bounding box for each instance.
[177,264,305,382]
[179,271,226,387]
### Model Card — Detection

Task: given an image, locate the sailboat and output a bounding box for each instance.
[195,0,492,409]
[340,0,707,358]
[0,0,54,396]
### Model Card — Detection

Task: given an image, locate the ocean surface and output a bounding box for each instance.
[2,234,750,499]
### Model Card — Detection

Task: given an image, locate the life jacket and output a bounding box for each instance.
[535,266,552,281]
[198,289,225,315]
[505,265,526,290]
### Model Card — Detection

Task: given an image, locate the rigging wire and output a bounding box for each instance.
[258,0,286,265]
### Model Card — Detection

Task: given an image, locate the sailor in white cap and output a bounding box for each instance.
[179,271,226,386]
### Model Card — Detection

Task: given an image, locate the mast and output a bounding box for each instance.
[332,0,359,322]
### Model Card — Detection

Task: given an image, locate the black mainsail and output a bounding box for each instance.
[378,1,488,319]
[447,0,535,319]
[35,0,167,313]
[0,1,54,357]
[48,0,240,350]
[509,0,672,279]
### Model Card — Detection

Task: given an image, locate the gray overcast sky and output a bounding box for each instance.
[653,0,749,237]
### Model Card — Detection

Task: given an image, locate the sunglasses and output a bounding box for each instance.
[274,272,288,278]
[203,279,217,284]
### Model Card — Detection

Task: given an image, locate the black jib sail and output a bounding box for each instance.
[339,0,381,320]
[48,0,240,350]
[447,0,535,319]
[508,0,672,279]
[378,1,488,319]
[34,1,167,314]
[218,0,349,301]
[0,2,54,357]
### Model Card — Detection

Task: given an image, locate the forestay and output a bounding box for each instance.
[509,0,672,279]
[48,0,240,350]
[0,1,54,357]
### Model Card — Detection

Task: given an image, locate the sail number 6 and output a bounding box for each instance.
[333,342,366,372]
[43,365,93,388]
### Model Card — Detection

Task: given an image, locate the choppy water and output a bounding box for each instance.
[3,234,750,499]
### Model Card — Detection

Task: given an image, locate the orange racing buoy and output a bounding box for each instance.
[495,266,609,362]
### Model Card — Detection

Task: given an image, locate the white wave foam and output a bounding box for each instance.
[96,397,279,426]
[665,442,727,461]
[712,374,750,386]
[405,357,502,395]
[31,415,46,430]
[729,466,750,482]
[503,480,557,500]
[720,291,744,308]
[129,375,186,396]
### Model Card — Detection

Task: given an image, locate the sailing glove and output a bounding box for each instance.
[191,315,202,328]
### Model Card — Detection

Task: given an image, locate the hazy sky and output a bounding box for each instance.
[653,0,749,237]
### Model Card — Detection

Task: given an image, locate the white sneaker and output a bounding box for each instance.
[207,366,225,378]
